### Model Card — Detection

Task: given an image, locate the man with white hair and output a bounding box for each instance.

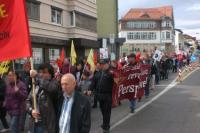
[57,73,91,133]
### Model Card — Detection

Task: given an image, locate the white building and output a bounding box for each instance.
[175,29,184,54]
[119,6,175,56]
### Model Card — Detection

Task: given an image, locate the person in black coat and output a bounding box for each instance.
[89,59,114,133]
[57,73,91,133]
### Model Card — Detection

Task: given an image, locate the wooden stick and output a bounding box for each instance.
[78,63,87,85]
[30,57,38,122]
[12,60,17,87]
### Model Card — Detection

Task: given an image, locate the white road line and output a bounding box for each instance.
[110,68,198,130]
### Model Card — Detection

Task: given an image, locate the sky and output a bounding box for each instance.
[118,0,200,40]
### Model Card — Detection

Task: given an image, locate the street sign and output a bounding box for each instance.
[109,34,115,44]
[102,38,107,48]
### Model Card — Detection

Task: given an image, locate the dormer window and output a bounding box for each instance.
[140,12,150,18]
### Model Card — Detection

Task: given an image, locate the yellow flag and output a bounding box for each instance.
[70,40,77,66]
[87,49,95,72]
[0,61,10,74]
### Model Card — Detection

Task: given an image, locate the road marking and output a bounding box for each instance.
[110,68,199,130]
[181,68,199,81]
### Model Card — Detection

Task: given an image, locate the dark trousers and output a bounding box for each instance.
[145,75,151,97]
[0,107,9,129]
[173,65,177,72]
[97,94,112,131]
[93,94,98,107]
[0,115,9,129]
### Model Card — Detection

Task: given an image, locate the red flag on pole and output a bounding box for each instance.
[56,48,65,68]
[60,48,65,63]
[0,0,32,61]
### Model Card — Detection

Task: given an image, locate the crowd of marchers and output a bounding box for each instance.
[0,51,191,133]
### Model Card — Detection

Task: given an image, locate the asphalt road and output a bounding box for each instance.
[111,69,200,133]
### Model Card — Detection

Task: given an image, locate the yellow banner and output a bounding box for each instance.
[0,61,10,74]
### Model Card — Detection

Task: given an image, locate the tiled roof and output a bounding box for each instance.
[121,6,173,21]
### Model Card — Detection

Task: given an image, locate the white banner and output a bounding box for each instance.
[100,48,109,59]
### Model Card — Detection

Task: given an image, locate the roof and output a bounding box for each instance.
[121,6,173,21]
[183,34,196,40]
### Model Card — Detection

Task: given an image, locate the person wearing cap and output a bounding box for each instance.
[88,59,114,133]
[125,53,140,113]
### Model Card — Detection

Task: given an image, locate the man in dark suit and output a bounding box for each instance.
[57,73,91,133]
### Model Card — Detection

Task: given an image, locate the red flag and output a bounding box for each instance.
[60,48,65,63]
[93,50,98,65]
[56,48,65,68]
[0,0,32,61]
[136,52,141,62]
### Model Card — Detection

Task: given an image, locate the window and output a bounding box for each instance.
[166,32,171,40]
[162,21,166,27]
[135,32,140,40]
[70,11,75,26]
[51,7,62,24]
[49,49,60,62]
[26,1,40,20]
[127,32,157,40]
[166,21,170,27]
[33,48,43,64]
[127,32,134,40]
[75,12,97,32]
[141,32,148,40]
[126,21,156,29]
[88,0,96,4]
[162,32,165,40]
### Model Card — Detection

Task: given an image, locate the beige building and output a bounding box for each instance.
[183,34,197,52]
[25,0,99,67]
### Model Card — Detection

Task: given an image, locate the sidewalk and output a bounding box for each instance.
[90,71,178,133]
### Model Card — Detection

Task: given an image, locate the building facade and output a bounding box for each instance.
[183,34,197,53]
[119,6,175,56]
[96,0,124,59]
[16,0,99,68]
[175,29,184,54]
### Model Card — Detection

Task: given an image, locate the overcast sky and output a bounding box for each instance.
[118,0,200,39]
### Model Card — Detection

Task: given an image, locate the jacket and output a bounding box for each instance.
[5,80,28,116]
[90,69,114,94]
[26,78,61,133]
[57,90,91,133]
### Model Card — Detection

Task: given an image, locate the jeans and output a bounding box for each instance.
[33,122,44,133]
[10,115,20,133]
[19,112,26,131]
[129,99,136,110]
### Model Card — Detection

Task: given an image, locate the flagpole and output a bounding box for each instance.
[30,57,38,122]
[12,60,17,87]
[78,63,87,85]
[69,57,71,73]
